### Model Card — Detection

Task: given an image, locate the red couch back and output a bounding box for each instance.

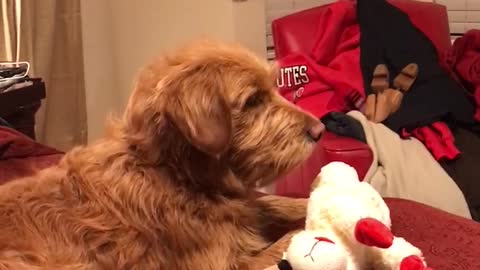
[272,0,452,59]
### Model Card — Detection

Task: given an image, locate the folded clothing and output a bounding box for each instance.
[445,29,480,69]
[275,1,365,119]
[0,66,28,79]
[401,122,460,161]
[444,30,480,122]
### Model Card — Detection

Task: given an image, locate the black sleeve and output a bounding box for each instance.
[321,112,367,143]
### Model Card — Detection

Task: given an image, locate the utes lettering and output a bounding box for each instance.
[277,65,309,88]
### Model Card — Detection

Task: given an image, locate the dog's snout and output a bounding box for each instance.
[307,121,324,142]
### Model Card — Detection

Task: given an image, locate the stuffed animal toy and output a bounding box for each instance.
[267,162,432,270]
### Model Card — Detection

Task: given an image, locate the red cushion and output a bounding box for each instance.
[272,3,334,59]
[317,132,372,181]
[275,131,372,197]
[0,127,63,185]
[388,198,480,269]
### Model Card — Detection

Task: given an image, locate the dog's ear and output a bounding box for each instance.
[162,65,232,157]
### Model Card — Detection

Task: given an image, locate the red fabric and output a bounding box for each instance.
[0,126,63,185]
[456,50,480,121]
[445,30,480,121]
[402,124,460,162]
[456,50,480,85]
[275,1,364,119]
[401,122,460,161]
[445,29,480,70]
[355,217,394,248]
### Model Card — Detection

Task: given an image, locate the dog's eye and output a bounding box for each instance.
[244,92,263,109]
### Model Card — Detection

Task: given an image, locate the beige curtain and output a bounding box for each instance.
[0,0,16,61]
[1,0,87,151]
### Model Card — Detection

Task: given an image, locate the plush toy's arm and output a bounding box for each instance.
[355,218,393,248]
[307,194,363,232]
[372,237,430,270]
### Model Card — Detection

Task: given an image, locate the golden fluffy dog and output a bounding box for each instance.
[0,40,323,270]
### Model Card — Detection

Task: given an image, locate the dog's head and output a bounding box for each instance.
[123,40,323,189]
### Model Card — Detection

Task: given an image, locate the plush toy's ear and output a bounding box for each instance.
[162,64,232,158]
[311,161,359,191]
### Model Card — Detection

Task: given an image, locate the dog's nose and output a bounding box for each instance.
[307,122,324,142]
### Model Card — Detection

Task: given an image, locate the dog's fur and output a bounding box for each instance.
[0,41,321,270]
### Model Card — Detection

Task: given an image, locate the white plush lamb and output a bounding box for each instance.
[274,162,432,270]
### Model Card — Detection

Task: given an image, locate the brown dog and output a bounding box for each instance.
[0,40,323,270]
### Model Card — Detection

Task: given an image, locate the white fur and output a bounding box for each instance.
[372,237,425,270]
[286,162,427,270]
